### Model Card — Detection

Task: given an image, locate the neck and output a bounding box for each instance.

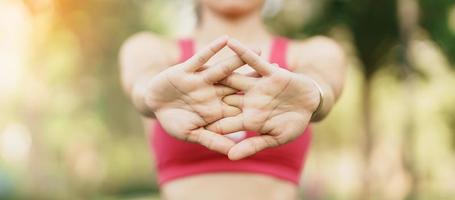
[194,6,272,46]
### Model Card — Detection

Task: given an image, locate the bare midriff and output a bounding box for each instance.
[161,173,298,200]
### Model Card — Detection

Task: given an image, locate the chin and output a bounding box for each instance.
[199,0,265,17]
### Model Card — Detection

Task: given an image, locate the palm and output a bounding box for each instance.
[145,36,245,154]
[207,39,320,160]
[151,68,235,137]
[242,71,317,137]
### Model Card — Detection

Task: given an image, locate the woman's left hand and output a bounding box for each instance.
[207,39,321,160]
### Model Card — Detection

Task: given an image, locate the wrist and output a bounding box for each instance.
[307,77,324,121]
[306,77,334,122]
[132,78,156,118]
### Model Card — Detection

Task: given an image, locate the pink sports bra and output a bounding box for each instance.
[150,37,312,186]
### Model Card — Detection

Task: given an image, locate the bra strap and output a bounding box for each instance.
[269,37,289,69]
[178,38,194,62]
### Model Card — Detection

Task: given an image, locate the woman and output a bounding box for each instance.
[119,0,346,199]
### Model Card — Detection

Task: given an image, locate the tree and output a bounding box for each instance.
[419,0,455,66]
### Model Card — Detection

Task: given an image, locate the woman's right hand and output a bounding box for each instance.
[143,36,244,154]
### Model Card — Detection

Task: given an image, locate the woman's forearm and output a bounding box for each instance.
[292,37,347,122]
[307,75,336,122]
[119,33,177,119]
[131,74,157,118]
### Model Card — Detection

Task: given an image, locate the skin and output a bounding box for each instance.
[207,38,322,160]
[119,0,346,199]
[142,36,243,155]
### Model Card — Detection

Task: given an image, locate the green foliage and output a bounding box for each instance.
[345,0,400,78]
[419,0,455,66]
[271,0,401,78]
[17,0,166,198]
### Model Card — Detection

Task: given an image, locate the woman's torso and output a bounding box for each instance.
[148,35,310,200]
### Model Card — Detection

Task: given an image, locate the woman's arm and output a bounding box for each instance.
[120,35,250,154]
[289,36,347,121]
[119,32,178,118]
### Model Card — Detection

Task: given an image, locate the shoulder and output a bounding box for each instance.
[119,32,179,69]
[287,36,345,70]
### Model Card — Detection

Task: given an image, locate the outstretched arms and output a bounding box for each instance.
[119,34,346,159]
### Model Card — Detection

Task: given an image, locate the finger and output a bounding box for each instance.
[206,114,244,135]
[249,48,262,57]
[202,55,246,83]
[186,128,235,155]
[222,103,241,117]
[195,65,209,72]
[184,35,228,71]
[227,38,275,76]
[223,94,243,108]
[219,73,257,91]
[214,85,238,96]
[228,135,281,160]
[202,48,261,83]
[245,70,261,77]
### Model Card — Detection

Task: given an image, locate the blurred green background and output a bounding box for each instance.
[0,0,454,199]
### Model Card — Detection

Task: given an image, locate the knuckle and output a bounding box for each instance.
[217,122,224,135]
[244,118,262,131]
[239,50,250,61]
[223,76,234,87]
[185,131,197,142]
[249,58,260,67]
[209,45,218,54]
[264,137,280,147]
[270,73,289,84]
[274,134,290,145]
[214,86,222,96]
[221,64,232,76]
[238,48,247,56]
[204,138,215,151]
[250,139,260,153]
[202,73,214,84]
[197,56,208,64]
[202,111,221,124]
[230,108,241,116]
